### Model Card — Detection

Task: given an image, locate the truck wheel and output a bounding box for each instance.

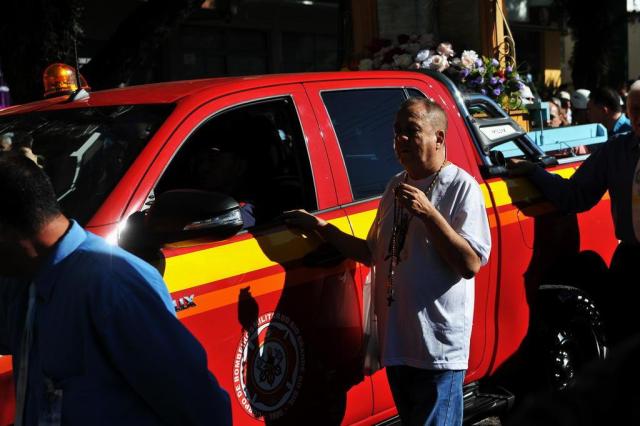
[532,285,607,392]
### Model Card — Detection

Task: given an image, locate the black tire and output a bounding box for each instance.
[531,285,607,392]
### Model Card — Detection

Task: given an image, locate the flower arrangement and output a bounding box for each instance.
[358,34,528,110]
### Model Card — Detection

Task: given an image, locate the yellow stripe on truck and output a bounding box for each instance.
[162,216,353,293]
[485,167,576,208]
[164,167,579,294]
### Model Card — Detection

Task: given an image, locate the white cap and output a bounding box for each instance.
[571,89,591,110]
[520,85,535,104]
[559,91,571,101]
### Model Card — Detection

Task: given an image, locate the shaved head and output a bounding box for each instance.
[399,97,448,133]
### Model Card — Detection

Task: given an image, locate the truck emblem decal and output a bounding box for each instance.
[233,312,305,421]
[173,294,196,312]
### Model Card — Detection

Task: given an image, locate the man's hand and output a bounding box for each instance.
[281,209,327,232]
[506,158,537,177]
[282,209,371,265]
[395,183,436,220]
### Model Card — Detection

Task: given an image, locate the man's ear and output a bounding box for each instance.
[435,130,446,149]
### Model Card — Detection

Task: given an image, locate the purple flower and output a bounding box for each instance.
[477,67,485,74]
[493,87,502,97]
[490,77,498,85]
[474,76,484,85]
[475,58,483,67]
[480,88,487,95]
[506,66,513,74]
[517,82,525,90]
[459,68,470,78]
[491,58,499,67]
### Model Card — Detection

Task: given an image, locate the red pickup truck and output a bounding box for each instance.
[0,70,616,425]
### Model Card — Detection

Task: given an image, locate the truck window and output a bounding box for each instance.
[155,97,316,228]
[0,105,173,225]
[407,88,426,99]
[322,88,406,200]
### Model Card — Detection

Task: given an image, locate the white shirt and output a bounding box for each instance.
[367,164,491,370]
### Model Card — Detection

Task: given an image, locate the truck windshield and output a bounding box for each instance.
[0,104,173,225]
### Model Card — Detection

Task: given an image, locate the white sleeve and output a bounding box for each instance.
[451,180,492,266]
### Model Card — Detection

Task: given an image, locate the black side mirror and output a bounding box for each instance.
[144,189,243,243]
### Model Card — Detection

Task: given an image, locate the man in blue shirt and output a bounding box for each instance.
[0,154,231,425]
[587,86,632,136]
[509,81,640,345]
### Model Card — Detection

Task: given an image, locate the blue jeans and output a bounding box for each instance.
[386,366,465,426]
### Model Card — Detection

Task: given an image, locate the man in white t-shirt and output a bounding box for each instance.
[283,97,491,425]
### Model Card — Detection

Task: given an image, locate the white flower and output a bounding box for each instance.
[394,53,414,69]
[426,54,449,72]
[461,50,479,69]
[415,49,430,62]
[437,42,455,57]
[358,58,373,71]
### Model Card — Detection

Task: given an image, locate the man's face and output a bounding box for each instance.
[587,99,606,124]
[627,91,640,137]
[0,224,34,276]
[393,104,443,173]
[547,103,562,128]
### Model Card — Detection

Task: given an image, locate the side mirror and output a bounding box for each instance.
[143,189,243,244]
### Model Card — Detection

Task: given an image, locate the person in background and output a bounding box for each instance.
[1,133,12,151]
[547,100,563,128]
[520,85,536,105]
[0,154,232,426]
[559,90,573,125]
[282,97,491,426]
[507,80,640,346]
[571,89,591,125]
[587,87,632,136]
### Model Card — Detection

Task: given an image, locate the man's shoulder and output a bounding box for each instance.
[442,163,482,192]
[74,233,161,281]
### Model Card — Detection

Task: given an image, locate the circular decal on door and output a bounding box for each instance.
[233,312,305,421]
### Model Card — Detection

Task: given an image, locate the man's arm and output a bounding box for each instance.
[508,148,609,214]
[395,183,484,279]
[92,265,231,426]
[282,210,372,265]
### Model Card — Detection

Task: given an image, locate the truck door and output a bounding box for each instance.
[121,85,373,425]
[303,77,495,420]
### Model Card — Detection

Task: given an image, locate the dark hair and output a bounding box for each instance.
[399,97,448,132]
[589,87,623,113]
[0,153,60,235]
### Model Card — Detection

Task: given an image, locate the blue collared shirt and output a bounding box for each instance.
[0,221,231,425]
[612,113,632,135]
[530,131,640,245]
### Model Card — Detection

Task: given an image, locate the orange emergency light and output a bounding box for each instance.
[43,63,90,98]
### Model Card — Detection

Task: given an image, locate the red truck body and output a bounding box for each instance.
[0,71,617,425]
